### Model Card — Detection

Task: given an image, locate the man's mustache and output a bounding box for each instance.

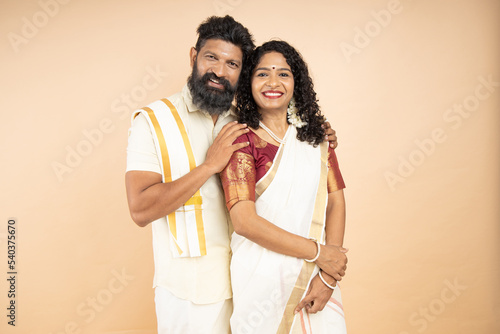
[201,72,231,91]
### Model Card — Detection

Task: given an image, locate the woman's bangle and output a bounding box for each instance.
[319,270,336,290]
[305,238,321,263]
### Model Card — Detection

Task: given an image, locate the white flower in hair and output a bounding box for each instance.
[287,97,307,128]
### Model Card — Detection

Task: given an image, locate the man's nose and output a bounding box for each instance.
[211,62,227,79]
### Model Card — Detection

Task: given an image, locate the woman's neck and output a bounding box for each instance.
[259,108,288,134]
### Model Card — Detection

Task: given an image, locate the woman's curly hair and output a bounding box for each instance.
[235,40,325,146]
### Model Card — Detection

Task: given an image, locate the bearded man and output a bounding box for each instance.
[125,15,341,334]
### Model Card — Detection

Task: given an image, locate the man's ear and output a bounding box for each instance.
[189,47,197,68]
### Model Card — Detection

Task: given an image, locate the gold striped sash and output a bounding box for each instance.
[134,99,207,256]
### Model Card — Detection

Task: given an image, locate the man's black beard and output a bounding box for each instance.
[187,62,237,115]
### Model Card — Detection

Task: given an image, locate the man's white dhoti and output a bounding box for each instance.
[155,286,232,334]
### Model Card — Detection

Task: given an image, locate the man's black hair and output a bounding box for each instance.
[195,15,255,67]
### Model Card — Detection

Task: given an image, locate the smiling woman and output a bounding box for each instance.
[221,40,348,333]
[236,41,327,147]
[251,52,294,116]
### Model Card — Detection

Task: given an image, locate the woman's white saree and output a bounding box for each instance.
[230,126,346,334]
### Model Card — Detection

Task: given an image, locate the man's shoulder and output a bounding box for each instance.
[145,90,184,110]
[165,90,186,107]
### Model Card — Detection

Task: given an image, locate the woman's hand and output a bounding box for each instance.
[294,273,335,314]
[315,244,348,281]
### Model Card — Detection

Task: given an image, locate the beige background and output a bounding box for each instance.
[1,0,499,333]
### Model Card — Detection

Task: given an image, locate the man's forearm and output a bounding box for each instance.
[126,164,214,227]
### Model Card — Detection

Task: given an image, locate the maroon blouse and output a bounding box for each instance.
[220,131,345,211]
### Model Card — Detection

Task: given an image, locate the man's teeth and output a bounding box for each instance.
[210,78,220,84]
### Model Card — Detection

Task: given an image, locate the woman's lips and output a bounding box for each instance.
[262,91,283,98]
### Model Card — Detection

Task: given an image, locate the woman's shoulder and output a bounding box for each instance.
[233,130,253,144]
[232,130,257,156]
[234,128,267,147]
[327,145,340,165]
[233,128,277,157]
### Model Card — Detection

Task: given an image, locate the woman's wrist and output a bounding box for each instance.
[319,270,336,289]
[304,238,321,262]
